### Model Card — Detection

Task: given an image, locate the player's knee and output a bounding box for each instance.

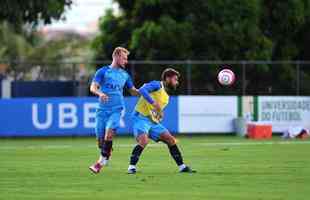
[139,139,149,148]
[166,137,177,146]
[105,135,113,141]
[137,134,149,148]
[105,129,114,141]
[160,132,176,146]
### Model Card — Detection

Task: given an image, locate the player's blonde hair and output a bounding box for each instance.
[112,47,130,58]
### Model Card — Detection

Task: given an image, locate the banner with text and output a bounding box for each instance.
[0,97,178,137]
[258,96,310,132]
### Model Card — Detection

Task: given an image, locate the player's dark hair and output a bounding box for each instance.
[161,68,180,81]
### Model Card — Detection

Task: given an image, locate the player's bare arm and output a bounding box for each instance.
[128,87,140,96]
[90,82,109,102]
[152,101,161,112]
[138,83,160,111]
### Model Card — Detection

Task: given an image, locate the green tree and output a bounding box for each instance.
[0,0,73,61]
[93,0,272,61]
[0,0,72,31]
[92,0,310,95]
[0,22,34,61]
[92,9,132,61]
[257,0,310,94]
[0,0,84,80]
[92,0,272,94]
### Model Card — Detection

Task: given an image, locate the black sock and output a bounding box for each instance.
[101,140,113,159]
[97,137,105,150]
[168,144,184,166]
[130,144,144,165]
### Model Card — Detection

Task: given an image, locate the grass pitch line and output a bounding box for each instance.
[198,140,310,147]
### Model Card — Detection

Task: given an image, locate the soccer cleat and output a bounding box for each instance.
[179,166,197,173]
[128,168,137,174]
[89,162,103,174]
[127,166,137,174]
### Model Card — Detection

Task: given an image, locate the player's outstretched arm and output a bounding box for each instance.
[128,87,140,96]
[125,75,140,96]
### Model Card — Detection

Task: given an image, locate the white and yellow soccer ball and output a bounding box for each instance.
[217,69,235,86]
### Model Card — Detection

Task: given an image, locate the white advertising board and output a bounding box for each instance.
[178,96,238,133]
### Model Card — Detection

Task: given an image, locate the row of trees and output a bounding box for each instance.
[1,0,310,94]
[93,0,310,95]
[93,0,310,61]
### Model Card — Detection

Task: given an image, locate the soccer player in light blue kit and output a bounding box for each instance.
[89,47,139,174]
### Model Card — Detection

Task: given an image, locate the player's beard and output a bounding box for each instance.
[116,60,126,68]
[164,81,177,92]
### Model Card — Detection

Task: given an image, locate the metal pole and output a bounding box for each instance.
[186,60,192,95]
[72,63,77,81]
[72,63,77,96]
[242,62,246,96]
[296,62,300,96]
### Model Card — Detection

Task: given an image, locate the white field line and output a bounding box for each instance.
[0,140,310,150]
[198,140,310,146]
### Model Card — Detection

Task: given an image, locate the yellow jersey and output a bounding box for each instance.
[135,81,169,123]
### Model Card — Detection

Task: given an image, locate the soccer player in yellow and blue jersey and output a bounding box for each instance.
[128,68,196,174]
[89,47,139,174]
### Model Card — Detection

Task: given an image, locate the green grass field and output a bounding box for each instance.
[0,136,309,200]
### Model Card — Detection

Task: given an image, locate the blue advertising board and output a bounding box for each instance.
[0,97,178,137]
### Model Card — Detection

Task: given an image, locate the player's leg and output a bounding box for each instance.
[99,111,121,166]
[152,124,196,173]
[89,110,108,174]
[128,134,149,174]
[98,128,115,163]
[128,115,151,174]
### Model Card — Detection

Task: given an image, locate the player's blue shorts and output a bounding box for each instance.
[95,107,123,139]
[132,111,168,142]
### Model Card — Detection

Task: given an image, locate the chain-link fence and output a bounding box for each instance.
[1,60,310,96]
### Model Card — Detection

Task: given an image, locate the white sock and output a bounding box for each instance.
[179,164,187,171]
[98,156,109,166]
[128,165,136,170]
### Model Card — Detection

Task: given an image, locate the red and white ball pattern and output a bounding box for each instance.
[217,69,235,86]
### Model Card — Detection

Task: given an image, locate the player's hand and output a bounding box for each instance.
[99,93,109,102]
[150,110,163,123]
[158,111,164,119]
[152,101,161,112]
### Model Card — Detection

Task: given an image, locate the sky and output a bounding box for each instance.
[43,0,115,34]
